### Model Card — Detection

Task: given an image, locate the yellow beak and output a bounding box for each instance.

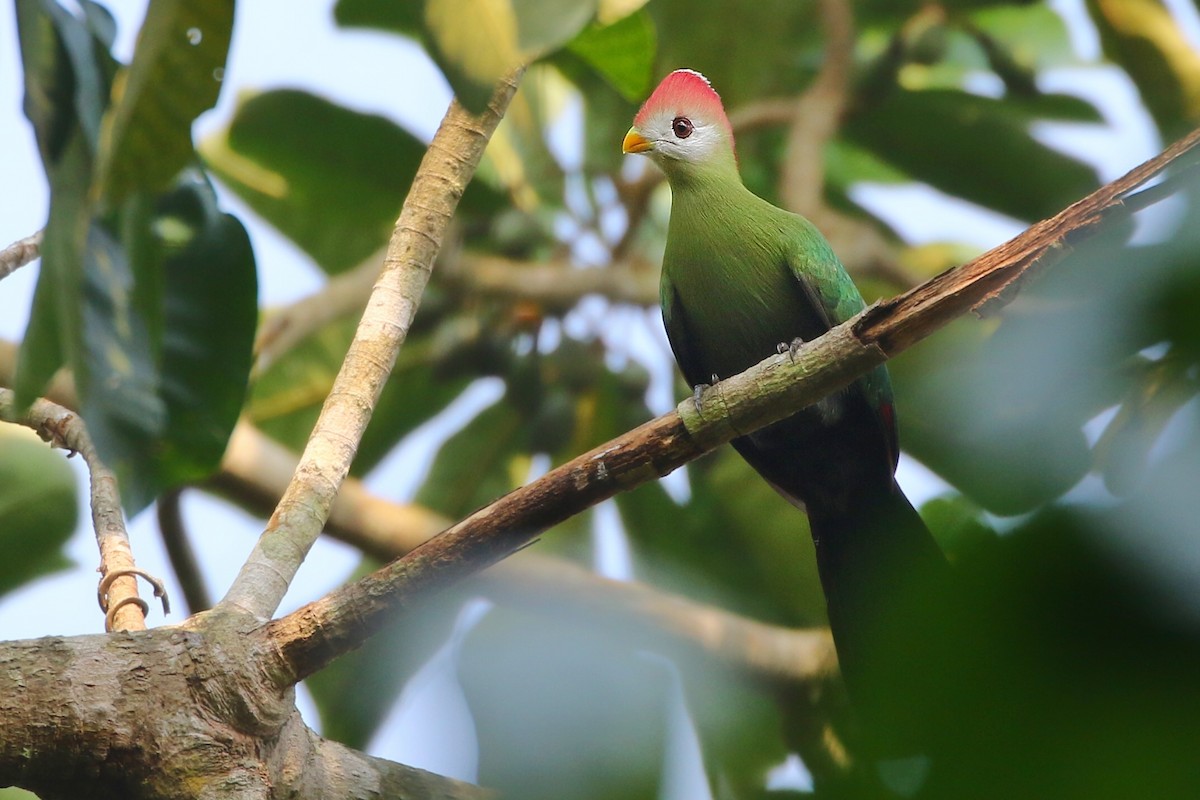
[622,128,653,154]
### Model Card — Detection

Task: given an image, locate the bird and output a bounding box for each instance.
[622,69,948,733]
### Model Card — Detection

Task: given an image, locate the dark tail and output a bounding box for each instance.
[807,481,948,745]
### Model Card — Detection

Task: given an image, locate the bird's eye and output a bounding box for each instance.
[671,117,693,139]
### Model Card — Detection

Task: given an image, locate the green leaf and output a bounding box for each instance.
[566,10,656,102]
[202,90,502,274]
[969,3,1079,73]
[843,87,1100,221]
[305,559,468,748]
[460,606,667,800]
[13,0,114,407]
[1086,0,1200,138]
[16,0,112,157]
[415,397,525,519]
[333,0,423,36]
[14,131,89,410]
[76,222,165,508]
[69,178,256,514]
[94,0,235,207]
[0,430,77,599]
[153,178,257,494]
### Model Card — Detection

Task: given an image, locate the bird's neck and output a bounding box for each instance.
[661,154,744,199]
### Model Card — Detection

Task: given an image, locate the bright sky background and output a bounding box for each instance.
[2,0,1198,790]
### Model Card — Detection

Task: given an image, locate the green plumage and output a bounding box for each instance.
[627,70,947,737]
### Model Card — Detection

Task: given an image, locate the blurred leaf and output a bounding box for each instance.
[333,0,423,36]
[151,178,257,495]
[460,605,668,800]
[201,90,421,274]
[16,0,113,157]
[415,397,525,519]
[346,0,599,112]
[916,494,996,559]
[202,89,504,274]
[94,0,234,207]
[649,0,820,106]
[77,177,256,513]
[890,320,1094,515]
[1093,355,1197,497]
[824,138,911,188]
[566,10,656,102]
[844,87,1100,221]
[1087,0,1200,138]
[13,0,111,407]
[75,221,165,509]
[969,3,1079,74]
[306,558,468,748]
[0,430,77,598]
[901,510,1200,799]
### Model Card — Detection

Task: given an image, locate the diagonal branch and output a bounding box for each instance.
[210,420,837,684]
[220,68,525,619]
[259,125,1200,684]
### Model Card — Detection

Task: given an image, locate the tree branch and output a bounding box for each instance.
[259,124,1200,686]
[158,489,212,614]
[0,229,42,282]
[210,420,837,684]
[220,67,526,619]
[780,0,854,216]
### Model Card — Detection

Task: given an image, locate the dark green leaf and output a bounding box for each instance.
[333,0,423,36]
[94,0,235,207]
[17,0,111,155]
[843,87,1100,221]
[13,0,114,406]
[77,222,165,510]
[14,131,88,409]
[153,178,257,493]
[67,178,256,514]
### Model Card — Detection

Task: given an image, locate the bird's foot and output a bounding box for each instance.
[777,337,805,363]
[691,375,720,416]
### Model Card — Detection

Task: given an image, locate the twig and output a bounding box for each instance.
[0,230,42,281]
[220,67,526,619]
[0,388,165,631]
[157,489,211,613]
[781,0,854,216]
[258,125,1200,685]
[449,252,658,308]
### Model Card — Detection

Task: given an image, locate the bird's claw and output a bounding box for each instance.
[691,375,720,416]
[777,337,805,364]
